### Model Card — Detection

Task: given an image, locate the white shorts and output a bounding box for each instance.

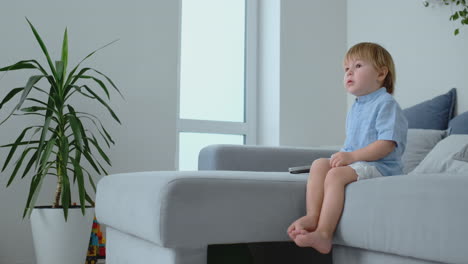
[348,162,383,181]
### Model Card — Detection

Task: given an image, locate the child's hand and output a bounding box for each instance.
[330,152,355,167]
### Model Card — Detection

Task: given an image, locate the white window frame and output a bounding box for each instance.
[175,0,258,169]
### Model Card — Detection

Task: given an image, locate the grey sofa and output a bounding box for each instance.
[96,141,468,264]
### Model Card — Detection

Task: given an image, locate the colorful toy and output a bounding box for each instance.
[86,216,106,264]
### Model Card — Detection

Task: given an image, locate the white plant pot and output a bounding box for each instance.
[30,207,95,264]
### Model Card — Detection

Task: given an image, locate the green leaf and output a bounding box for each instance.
[63,39,118,90]
[0,141,40,148]
[23,174,43,218]
[75,147,82,168]
[68,85,95,100]
[33,85,49,95]
[2,126,33,171]
[0,75,45,126]
[36,116,52,168]
[68,111,83,151]
[83,86,121,124]
[67,105,90,151]
[7,147,36,186]
[89,135,111,165]
[65,67,92,95]
[77,75,110,99]
[95,158,108,175]
[16,75,45,110]
[15,60,49,75]
[46,75,59,94]
[85,192,95,207]
[23,162,52,218]
[91,69,124,99]
[60,136,69,173]
[461,8,468,17]
[84,169,97,193]
[25,98,57,115]
[35,94,56,168]
[61,28,68,81]
[80,116,110,148]
[56,61,64,82]
[25,18,58,80]
[101,123,115,145]
[0,61,36,72]
[82,151,100,175]
[20,106,47,113]
[61,171,71,221]
[0,88,24,110]
[40,137,56,168]
[25,98,47,106]
[22,150,38,179]
[71,157,85,214]
[76,111,115,144]
[455,28,460,35]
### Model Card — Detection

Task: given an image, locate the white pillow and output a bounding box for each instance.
[402,129,447,174]
[411,135,468,174]
[453,144,468,162]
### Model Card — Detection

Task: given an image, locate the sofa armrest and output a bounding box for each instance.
[198,144,339,172]
[96,170,308,248]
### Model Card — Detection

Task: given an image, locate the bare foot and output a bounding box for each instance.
[294,231,332,254]
[287,215,318,240]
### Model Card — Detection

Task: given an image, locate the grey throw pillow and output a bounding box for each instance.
[402,129,447,174]
[449,111,468,135]
[411,135,468,174]
[453,144,468,162]
[403,88,456,130]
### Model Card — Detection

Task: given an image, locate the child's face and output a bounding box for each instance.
[343,58,387,96]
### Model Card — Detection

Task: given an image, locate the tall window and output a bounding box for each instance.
[177,0,257,170]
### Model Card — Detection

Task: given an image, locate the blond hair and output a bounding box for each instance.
[344,42,396,94]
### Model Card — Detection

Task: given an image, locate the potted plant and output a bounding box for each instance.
[423,0,468,35]
[0,18,122,264]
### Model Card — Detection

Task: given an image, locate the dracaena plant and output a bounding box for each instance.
[0,18,122,220]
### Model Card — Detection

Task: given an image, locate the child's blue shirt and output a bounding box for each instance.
[341,87,408,176]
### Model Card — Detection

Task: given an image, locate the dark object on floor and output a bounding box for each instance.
[208,243,253,264]
[208,242,332,264]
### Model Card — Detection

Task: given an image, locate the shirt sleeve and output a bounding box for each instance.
[375,100,408,148]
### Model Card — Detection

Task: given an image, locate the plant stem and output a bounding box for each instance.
[53,168,62,208]
[53,103,65,208]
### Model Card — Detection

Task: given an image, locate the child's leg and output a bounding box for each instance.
[294,166,357,254]
[287,158,331,239]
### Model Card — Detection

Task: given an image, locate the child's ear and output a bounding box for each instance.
[378,66,388,82]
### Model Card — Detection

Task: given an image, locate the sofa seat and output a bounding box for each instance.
[334,173,468,264]
[96,170,310,249]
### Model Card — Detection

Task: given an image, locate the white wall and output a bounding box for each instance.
[258,0,347,147]
[0,1,179,263]
[347,0,468,113]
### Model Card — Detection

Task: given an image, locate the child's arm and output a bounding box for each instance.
[330,140,395,167]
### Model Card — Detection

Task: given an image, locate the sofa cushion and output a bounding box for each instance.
[401,129,447,174]
[333,174,468,264]
[411,135,468,174]
[96,170,309,248]
[449,110,468,135]
[403,88,456,130]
